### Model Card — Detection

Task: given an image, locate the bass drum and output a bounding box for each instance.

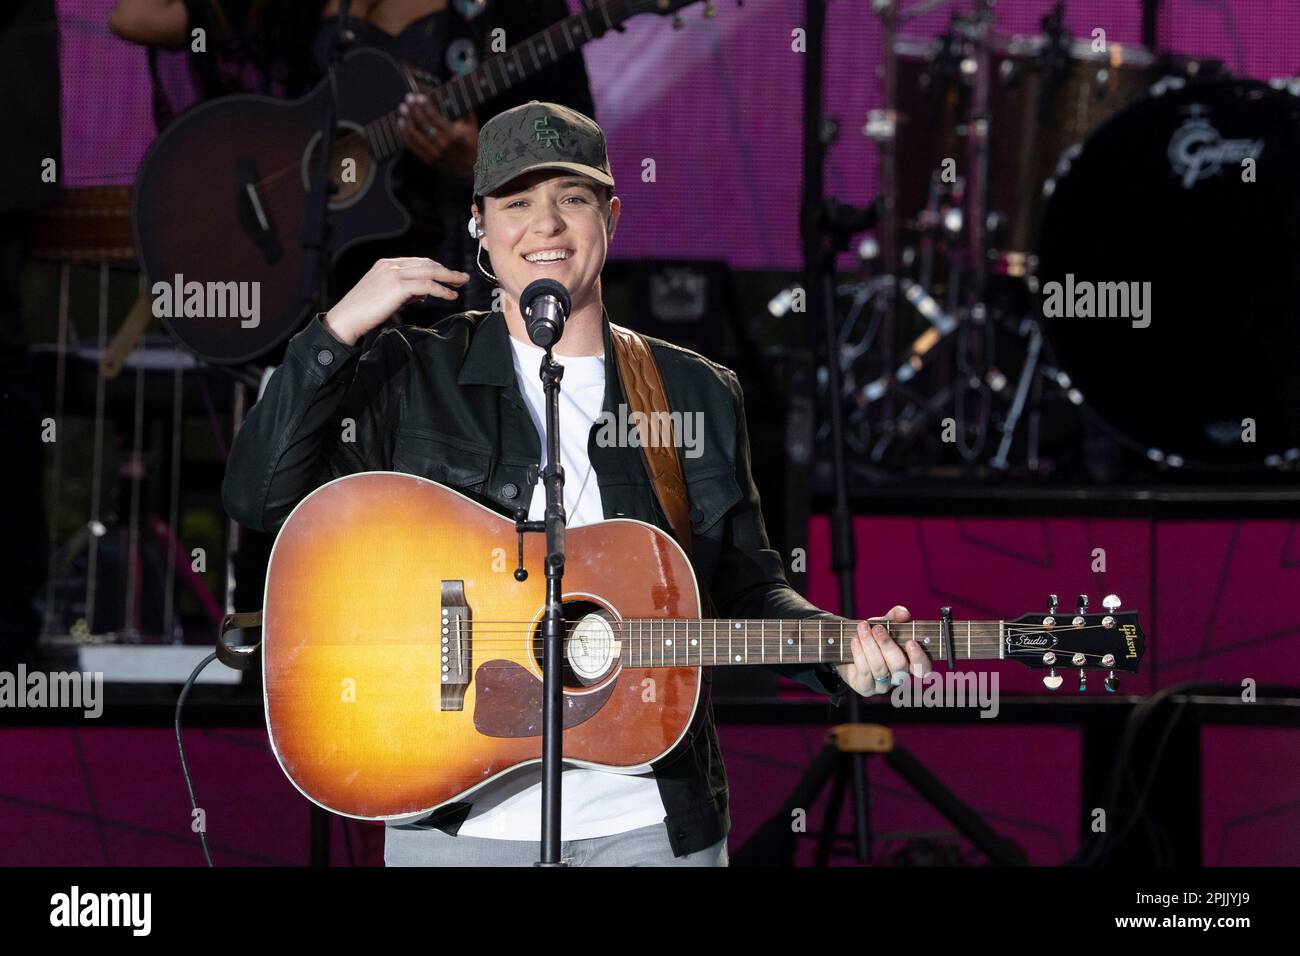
[1036,78,1300,467]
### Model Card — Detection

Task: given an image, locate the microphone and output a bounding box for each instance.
[519,279,571,350]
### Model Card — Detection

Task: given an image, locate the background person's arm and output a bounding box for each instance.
[108,0,189,48]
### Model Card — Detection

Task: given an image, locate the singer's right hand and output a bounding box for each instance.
[323,257,471,346]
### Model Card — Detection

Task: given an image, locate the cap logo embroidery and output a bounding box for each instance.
[533,117,561,149]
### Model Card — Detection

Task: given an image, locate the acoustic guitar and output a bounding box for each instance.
[132,0,727,364]
[261,472,1147,820]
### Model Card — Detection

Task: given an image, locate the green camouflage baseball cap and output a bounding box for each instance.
[473,101,615,197]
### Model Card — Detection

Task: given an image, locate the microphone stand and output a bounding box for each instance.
[297,0,353,324]
[517,279,573,866]
[534,348,568,866]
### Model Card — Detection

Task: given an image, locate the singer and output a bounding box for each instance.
[221,101,930,867]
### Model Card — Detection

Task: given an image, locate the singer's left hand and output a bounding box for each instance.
[835,606,931,697]
[399,93,477,182]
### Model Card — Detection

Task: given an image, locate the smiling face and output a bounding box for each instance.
[474,169,619,317]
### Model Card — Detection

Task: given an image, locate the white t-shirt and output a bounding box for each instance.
[454,333,668,840]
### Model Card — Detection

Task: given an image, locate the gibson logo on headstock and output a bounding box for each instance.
[1122,624,1138,659]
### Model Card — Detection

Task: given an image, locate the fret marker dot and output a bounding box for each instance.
[827,638,835,644]
[664,639,672,646]
[733,623,742,629]
[734,654,742,662]
[690,639,697,646]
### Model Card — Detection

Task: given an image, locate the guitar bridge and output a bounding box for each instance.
[233,157,282,264]
[440,581,471,711]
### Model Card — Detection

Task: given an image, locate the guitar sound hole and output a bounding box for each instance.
[531,600,619,689]
[301,123,375,210]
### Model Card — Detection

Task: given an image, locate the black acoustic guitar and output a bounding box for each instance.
[133,0,720,364]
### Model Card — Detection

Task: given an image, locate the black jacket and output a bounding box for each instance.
[222,308,854,856]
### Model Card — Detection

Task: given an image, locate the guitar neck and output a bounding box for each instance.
[616,619,1006,668]
[415,1,627,119]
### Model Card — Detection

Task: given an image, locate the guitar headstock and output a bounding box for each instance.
[1005,594,1146,692]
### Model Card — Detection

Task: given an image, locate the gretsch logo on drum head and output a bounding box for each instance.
[1167,110,1265,189]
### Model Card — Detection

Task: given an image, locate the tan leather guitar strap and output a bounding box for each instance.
[608,322,693,557]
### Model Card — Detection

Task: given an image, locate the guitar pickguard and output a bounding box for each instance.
[472,659,616,737]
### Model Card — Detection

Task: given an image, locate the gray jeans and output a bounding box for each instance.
[384,822,728,867]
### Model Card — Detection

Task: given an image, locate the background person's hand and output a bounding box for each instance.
[398,93,478,181]
[835,606,931,696]
[323,257,469,346]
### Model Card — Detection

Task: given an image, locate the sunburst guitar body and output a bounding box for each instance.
[261,472,1148,820]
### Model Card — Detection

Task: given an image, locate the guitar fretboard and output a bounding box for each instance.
[363,0,629,161]
[615,619,1007,668]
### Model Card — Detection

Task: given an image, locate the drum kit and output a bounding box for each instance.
[838,0,1300,475]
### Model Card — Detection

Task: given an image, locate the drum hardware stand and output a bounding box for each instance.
[955,0,995,303]
[851,1,1011,472]
[867,0,963,446]
[1033,3,1072,123]
[989,320,1043,471]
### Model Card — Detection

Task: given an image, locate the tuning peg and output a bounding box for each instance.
[1102,594,1121,612]
[1104,670,1119,693]
[1047,593,1059,614]
[1077,594,1089,613]
[703,0,717,16]
[1078,669,1087,692]
[1042,668,1063,690]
